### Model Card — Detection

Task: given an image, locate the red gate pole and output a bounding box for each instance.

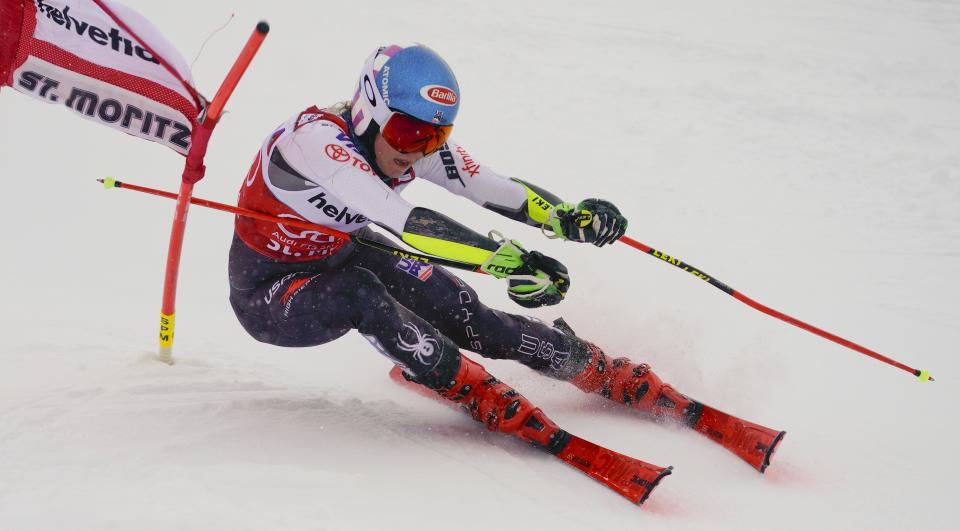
[158,22,269,364]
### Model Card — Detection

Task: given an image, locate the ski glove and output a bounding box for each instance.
[481,237,570,308]
[549,199,628,247]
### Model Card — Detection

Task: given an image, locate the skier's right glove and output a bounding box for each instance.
[548,199,628,247]
[481,236,570,308]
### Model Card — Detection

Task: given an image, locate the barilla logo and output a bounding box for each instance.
[420,85,457,106]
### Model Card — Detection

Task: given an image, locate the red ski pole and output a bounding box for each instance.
[158,22,269,364]
[100,178,486,275]
[617,236,933,382]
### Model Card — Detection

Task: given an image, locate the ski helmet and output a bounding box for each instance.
[350,44,460,154]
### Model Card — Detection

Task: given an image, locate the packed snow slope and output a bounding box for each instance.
[1,1,958,529]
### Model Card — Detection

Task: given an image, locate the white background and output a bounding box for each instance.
[1,1,958,529]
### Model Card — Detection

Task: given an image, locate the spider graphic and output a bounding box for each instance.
[397,322,441,365]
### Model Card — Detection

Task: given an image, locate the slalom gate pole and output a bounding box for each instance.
[158,22,269,364]
[617,236,933,382]
[101,178,486,276]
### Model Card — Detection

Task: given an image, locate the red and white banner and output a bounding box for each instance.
[1,0,202,154]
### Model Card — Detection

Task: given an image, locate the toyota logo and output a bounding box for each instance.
[325,144,351,162]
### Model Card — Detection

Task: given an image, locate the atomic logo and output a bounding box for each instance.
[325,144,351,162]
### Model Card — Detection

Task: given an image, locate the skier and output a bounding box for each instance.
[229,43,784,483]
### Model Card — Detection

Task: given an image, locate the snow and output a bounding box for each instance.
[1,0,958,529]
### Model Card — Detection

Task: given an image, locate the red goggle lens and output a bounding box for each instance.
[381,112,453,155]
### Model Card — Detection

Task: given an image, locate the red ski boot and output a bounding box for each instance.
[389,355,673,504]
[569,341,785,473]
[433,354,568,452]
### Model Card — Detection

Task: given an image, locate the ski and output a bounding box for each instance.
[690,403,786,473]
[552,317,786,473]
[554,433,672,505]
[388,365,671,505]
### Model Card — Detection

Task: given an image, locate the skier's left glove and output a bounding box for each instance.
[548,199,628,247]
[480,236,570,308]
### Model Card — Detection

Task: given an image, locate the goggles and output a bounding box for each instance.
[381,111,453,156]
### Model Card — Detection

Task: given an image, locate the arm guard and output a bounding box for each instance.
[483,178,567,228]
[399,207,499,265]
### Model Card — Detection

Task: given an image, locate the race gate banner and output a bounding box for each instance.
[0,0,202,155]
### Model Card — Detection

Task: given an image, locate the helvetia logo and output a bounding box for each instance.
[420,85,457,106]
[34,1,160,65]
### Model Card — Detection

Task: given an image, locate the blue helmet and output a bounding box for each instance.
[350,43,460,137]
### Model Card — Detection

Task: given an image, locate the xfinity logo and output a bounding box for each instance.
[307,192,368,225]
[35,1,160,64]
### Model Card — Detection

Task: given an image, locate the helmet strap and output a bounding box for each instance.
[340,107,393,186]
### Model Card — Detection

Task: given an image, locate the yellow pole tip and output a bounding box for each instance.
[918,370,931,382]
[102,177,116,189]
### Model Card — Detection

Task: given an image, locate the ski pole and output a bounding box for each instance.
[617,236,933,382]
[105,177,927,382]
[99,178,486,276]
[157,22,269,365]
